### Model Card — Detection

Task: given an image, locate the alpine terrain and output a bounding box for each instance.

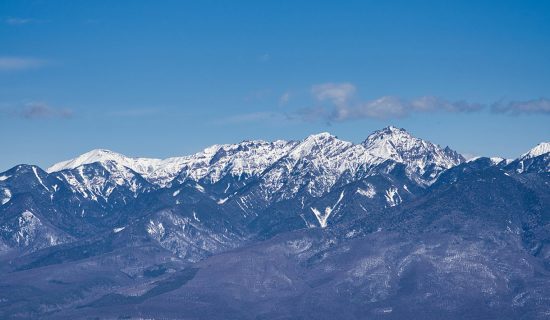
[0,126,548,319]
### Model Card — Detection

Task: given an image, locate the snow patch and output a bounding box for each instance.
[113,227,125,233]
[1,188,11,205]
[356,185,376,198]
[146,220,165,238]
[346,229,359,238]
[311,191,344,228]
[13,211,41,246]
[385,187,402,207]
[32,167,50,191]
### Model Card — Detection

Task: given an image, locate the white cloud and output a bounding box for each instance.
[311,83,356,106]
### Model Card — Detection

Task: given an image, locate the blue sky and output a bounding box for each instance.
[1,0,549,170]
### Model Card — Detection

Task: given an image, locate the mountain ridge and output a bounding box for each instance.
[1,127,549,319]
[44,127,466,187]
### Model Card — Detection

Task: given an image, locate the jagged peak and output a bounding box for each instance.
[200,139,289,155]
[361,126,464,174]
[364,126,413,142]
[381,125,408,134]
[363,126,422,151]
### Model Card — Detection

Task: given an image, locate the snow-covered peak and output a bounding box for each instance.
[363,126,458,162]
[287,132,346,159]
[520,142,550,159]
[47,149,156,173]
[364,126,415,146]
[47,149,188,187]
[362,126,464,184]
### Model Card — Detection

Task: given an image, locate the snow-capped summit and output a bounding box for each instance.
[520,142,550,159]
[286,132,347,159]
[48,149,189,186]
[47,149,162,174]
[362,126,464,184]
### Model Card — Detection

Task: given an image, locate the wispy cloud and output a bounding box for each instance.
[217,83,549,126]
[2,102,73,119]
[258,53,270,63]
[303,82,483,121]
[3,17,49,25]
[107,108,162,117]
[213,111,289,125]
[4,17,35,25]
[0,57,49,71]
[491,98,550,115]
[244,89,272,102]
[21,102,73,119]
[279,92,291,106]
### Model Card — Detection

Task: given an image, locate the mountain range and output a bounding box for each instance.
[0,126,549,319]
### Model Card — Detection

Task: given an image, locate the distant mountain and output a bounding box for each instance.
[0,127,548,319]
